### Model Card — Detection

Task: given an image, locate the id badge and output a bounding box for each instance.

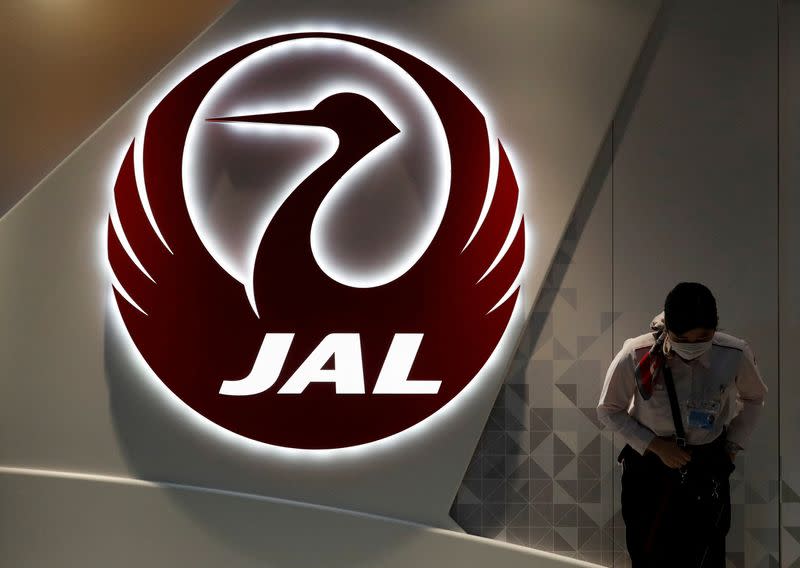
[686,399,720,430]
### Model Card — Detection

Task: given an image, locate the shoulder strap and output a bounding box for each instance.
[661,363,686,447]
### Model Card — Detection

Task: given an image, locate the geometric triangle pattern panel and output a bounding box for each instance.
[451,180,619,566]
[450,154,783,567]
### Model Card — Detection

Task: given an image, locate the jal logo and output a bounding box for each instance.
[107,32,524,449]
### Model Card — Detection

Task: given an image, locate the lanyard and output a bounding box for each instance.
[662,361,687,447]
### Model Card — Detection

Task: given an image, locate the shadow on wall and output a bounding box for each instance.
[449,0,675,562]
[525,0,675,325]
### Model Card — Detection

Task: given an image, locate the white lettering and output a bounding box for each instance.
[372,334,441,394]
[219,332,440,395]
[277,333,365,394]
[219,333,294,396]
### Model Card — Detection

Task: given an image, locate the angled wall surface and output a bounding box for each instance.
[0,0,235,217]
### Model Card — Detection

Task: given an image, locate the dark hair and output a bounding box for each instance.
[664,282,718,335]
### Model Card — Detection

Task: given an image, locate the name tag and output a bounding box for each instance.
[686,399,720,430]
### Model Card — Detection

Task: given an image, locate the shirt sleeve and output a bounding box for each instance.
[597,340,657,456]
[724,341,768,451]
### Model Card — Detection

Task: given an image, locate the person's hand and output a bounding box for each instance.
[646,437,692,469]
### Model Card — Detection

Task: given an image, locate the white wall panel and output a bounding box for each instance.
[0,0,660,544]
[0,468,604,568]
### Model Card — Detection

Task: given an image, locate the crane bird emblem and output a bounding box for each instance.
[107,32,525,449]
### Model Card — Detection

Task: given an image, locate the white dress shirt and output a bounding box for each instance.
[597,313,768,456]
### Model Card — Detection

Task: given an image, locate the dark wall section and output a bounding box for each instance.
[779,1,800,565]
[0,0,234,218]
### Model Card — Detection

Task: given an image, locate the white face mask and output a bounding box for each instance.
[669,339,713,360]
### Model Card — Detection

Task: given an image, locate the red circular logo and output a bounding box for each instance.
[108,32,524,449]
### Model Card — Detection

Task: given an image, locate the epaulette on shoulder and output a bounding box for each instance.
[627,332,657,351]
[712,332,745,352]
[626,332,657,362]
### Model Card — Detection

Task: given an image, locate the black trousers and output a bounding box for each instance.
[619,433,735,568]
